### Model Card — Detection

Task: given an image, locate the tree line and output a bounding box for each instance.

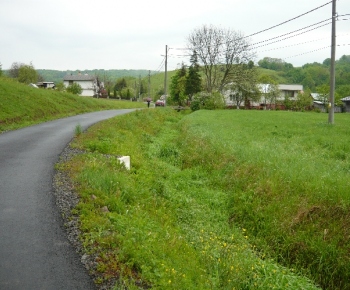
[166,24,350,110]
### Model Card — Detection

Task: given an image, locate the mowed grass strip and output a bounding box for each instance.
[0,77,145,132]
[59,108,325,289]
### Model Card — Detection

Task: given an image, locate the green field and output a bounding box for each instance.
[56,108,350,289]
[0,77,146,132]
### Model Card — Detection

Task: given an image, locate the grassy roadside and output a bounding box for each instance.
[54,108,346,289]
[0,77,146,133]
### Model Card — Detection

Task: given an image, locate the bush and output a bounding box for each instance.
[190,99,201,111]
[66,83,83,95]
[192,91,226,110]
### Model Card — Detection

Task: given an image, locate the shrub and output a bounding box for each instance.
[66,83,83,95]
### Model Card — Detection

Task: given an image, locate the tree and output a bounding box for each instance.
[191,91,225,110]
[336,85,350,99]
[258,57,293,71]
[169,63,187,106]
[55,82,65,92]
[0,63,2,77]
[228,64,260,109]
[66,83,82,95]
[258,75,280,109]
[8,62,24,78]
[185,50,202,101]
[295,89,313,111]
[187,24,255,93]
[18,63,38,84]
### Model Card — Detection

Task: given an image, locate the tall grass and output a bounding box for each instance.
[0,77,145,132]
[182,110,350,289]
[58,109,326,289]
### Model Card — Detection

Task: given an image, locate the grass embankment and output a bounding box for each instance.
[0,77,145,133]
[56,108,350,289]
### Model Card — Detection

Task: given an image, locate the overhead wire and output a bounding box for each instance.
[164,2,344,67]
[244,1,333,39]
[248,19,332,48]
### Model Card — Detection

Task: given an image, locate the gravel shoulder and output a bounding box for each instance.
[53,146,117,290]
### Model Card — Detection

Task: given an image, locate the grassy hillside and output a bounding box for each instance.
[56,108,350,289]
[0,77,146,132]
[256,67,288,83]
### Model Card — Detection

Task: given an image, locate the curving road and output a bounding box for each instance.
[0,110,135,290]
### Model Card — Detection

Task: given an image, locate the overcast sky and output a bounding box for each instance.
[0,0,348,72]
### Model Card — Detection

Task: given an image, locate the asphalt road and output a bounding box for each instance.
[0,110,135,290]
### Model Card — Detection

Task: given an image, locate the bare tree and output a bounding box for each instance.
[187,24,255,93]
[8,62,24,78]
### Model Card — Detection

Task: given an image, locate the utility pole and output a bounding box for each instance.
[148,70,151,100]
[139,75,141,100]
[328,0,336,124]
[134,80,137,101]
[164,45,168,106]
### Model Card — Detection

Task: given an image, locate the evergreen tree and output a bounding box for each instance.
[170,63,187,106]
[185,50,202,101]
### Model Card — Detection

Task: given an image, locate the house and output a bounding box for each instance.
[311,93,326,111]
[341,96,350,112]
[224,83,303,109]
[312,93,343,113]
[63,74,96,96]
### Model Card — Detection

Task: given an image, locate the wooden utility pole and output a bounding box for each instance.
[164,45,168,106]
[328,0,336,124]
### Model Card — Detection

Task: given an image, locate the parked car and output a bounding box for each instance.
[155,100,165,107]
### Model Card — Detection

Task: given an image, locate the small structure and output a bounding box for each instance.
[341,96,350,113]
[63,74,96,96]
[312,93,343,113]
[37,81,55,89]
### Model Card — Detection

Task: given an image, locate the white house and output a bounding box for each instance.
[224,83,303,109]
[63,74,96,96]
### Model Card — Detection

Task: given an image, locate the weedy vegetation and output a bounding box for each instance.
[56,108,350,289]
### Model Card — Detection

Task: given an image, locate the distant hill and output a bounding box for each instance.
[36,69,153,84]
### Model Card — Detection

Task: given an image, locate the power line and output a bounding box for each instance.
[255,37,329,53]
[254,33,349,54]
[244,1,333,38]
[249,19,332,48]
[283,46,330,60]
[163,2,344,69]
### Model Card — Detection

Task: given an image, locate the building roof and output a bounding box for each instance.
[278,84,303,91]
[341,96,350,101]
[258,84,303,92]
[63,74,95,81]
